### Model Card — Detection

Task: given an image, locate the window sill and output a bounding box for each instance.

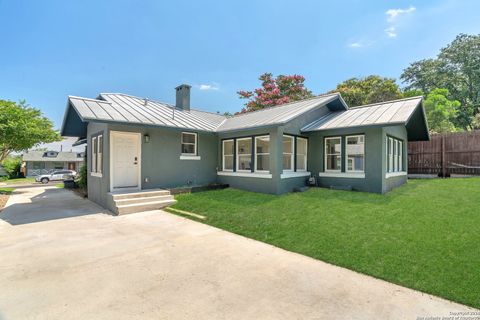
[180,155,201,160]
[217,171,272,179]
[281,171,311,179]
[319,172,365,179]
[90,172,103,177]
[385,171,407,179]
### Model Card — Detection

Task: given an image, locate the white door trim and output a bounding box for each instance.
[109,131,142,192]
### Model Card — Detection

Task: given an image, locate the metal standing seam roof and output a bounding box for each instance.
[22,151,84,162]
[301,96,423,132]
[215,93,345,132]
[66,92,345,133]
[68,93,226,132]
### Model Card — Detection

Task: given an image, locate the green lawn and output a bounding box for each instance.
[0,187,14,195]
[2,177,35,185]
[172,178,480,309]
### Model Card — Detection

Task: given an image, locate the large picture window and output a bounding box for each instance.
[222,139,234,171]
[237,138,252,172]
[345,135,364,172]
[387,136,404,172]
[296,137,308,171]
[181,132,197,155]
[255,136,270,172]
[325,137,342,172]
[283,135,294,171]
[91,134,103,175]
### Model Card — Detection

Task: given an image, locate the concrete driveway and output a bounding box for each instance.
[0,186,473,319]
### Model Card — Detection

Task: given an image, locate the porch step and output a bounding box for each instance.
[111,189,171,200]
[114,195,174,206]
[116,199,177,215]
[109,188,176,215]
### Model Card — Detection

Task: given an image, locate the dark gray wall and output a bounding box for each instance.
[307,126,385,193]
[108,123,218,190]
[86,122,109,209]
[216,127,283,194]
[382,125,408,192]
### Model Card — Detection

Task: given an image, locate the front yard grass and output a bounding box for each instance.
[172,178,480,309]
[3,177,35,185]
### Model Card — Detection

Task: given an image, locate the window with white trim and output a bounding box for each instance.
[91,134,103,174]
[236,138,252,172]
[255,136,270,172]
[325,137,342,172]
[345,135,364,172]
[222,139,234,171]
[296,137,308,171]
[181,132,197,155]
[282,135,294,171]
[97,135,103,174]
[91,136,97,173]
[387,136,404,172]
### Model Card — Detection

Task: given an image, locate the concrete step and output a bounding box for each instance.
[111,189,171,200]
[114,195,175,206]
[116,199,177,215]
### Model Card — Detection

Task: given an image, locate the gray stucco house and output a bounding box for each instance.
[22,150,85,177]
[61,85,429,214]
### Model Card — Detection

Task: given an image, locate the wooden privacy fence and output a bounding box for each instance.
[408,131,480,176]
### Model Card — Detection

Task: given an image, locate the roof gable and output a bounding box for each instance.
[216,93,347,133]
[301,96,429,141]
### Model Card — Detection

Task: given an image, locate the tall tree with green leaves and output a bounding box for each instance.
[401,34,480,129]
[423,89,461,133]
[237,73,313,113]
[0,99,60,162]
[330,75,403,107]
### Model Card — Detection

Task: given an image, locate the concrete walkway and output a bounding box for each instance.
[0,186,473,319]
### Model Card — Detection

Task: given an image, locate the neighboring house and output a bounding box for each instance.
[22,150,85,177]
[61,84,429,214]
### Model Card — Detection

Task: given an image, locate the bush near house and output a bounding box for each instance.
[172,178,480,309]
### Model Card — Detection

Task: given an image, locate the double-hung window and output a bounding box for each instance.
[282,135,294,171]
[91,134,103,175]
[255,136,270,172]
[387,136,404,172]
[296,137,308,171]
[345,135,364,172]
[325,137,342,172]
[222,139,234,171]
[181,132,197,155]
[236,138,252,172]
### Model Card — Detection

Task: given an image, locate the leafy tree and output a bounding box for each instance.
[423,89,460,133]
[402,89,424,98]
[0,99,60,162]
[401,34,480,129]
[237,73,313,113]
[2,156,22,178]
[330,75,403,107]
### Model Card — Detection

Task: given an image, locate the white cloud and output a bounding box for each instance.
[384,6,415,38]
[386,6,416,22]
[384,27,397,38]
[347,40,372,48]
[348,42,363,48]
[197,84,219,91]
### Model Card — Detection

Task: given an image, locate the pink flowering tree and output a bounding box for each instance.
[237,73,313,113]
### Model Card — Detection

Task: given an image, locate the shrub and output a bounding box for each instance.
[76,164,87,190]
[2,157,22,178]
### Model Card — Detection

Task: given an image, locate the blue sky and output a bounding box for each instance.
[1,0,479,131]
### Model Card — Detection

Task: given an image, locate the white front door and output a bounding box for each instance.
[111,131,141,190]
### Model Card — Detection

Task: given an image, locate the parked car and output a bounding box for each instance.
[35,170,77,184]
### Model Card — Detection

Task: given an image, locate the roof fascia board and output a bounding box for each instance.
[301,121,406,133]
